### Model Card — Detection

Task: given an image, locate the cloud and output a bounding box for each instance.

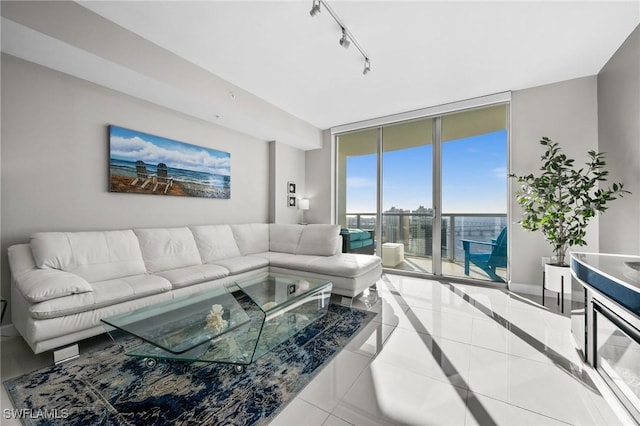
[111,135,230,175]
[492,167,507,178]
[347,177,376,188]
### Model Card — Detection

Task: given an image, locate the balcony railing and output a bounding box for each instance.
[344,212,507,263]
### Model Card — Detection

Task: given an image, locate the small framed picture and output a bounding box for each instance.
[288,182,296,194]
[288,196,296,208]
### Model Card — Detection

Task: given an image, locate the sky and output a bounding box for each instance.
[110,125,231,176]
[346,130,507,214]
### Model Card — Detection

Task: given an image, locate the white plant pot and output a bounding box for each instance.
[544,263,571,294]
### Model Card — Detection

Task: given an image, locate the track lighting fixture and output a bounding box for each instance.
[339,28,350,49]
[309,0,321,17]
[309,0,371,75]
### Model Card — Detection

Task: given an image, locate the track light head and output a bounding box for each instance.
[339,28,350,49]
[310,0,321,17]
[309,0,371,75]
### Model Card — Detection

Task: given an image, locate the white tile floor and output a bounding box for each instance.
[275,274,635,426]
[1,273,636,425]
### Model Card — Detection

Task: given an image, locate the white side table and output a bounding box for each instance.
[382,243,404,267]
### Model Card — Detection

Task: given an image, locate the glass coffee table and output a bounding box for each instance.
[234,272,333,362]
[101,273,332,372]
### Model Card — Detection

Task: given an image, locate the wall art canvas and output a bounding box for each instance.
[109,125,230,199]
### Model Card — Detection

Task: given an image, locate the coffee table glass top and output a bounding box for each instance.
[234,272,333,360]
[235,273,332,314]
[102,272,333,367]
[101,286,252,362]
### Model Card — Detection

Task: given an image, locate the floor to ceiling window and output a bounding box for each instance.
[337,128,378,238]
[381,119,433,273]
[441,106,508,281]
[335,99,509,283]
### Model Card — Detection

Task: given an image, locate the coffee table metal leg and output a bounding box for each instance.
[233,364,245,374]
[144,358,157,368]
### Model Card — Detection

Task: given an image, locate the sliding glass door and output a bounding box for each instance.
[337,128,378,238]
[381,119,433,272]
[336,103,509,283]
[441,106,508,281]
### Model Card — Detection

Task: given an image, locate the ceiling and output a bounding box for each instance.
[2,1,638,150]
[77,0,639,131]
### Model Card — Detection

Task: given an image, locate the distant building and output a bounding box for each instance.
[349,206,506,261]
[412,205,433,214]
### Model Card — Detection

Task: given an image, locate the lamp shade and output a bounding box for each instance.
[299,199,310,210]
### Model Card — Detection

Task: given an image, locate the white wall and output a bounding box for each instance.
[510,76,599,291]
[1,54,271,320]
[305,130,334,225]
[269,141,306,224]
[598,25,640,255]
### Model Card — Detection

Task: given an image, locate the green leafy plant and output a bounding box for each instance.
[511,137,629,266]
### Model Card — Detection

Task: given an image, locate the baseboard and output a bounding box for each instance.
[1,323,19,337]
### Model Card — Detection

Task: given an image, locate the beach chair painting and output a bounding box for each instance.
[153,163,173,194]
[109,125,231,199]
[130,160,152,188]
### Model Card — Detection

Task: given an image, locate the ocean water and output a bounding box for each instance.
[346,214,507,261]
[111,158,230,189]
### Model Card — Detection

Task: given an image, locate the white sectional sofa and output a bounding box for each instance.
[7,223,382,356]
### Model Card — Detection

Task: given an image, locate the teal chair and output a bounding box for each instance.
[462,227,507,282]
[340,229,375,254]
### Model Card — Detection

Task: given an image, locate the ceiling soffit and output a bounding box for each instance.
[0,1,323,150]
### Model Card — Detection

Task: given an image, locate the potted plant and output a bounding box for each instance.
[511,137,629,301]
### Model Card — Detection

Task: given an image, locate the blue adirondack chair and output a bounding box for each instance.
[462,227,507,282]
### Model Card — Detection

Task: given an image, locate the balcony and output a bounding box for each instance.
[345,212,507,282]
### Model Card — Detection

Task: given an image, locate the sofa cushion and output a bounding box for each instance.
[269,224,304,254]
[271,253,380,278]
[134,227,201,273]
[155,264,229,289]
[252,251,294,262]
[209,255,269,275]
[190,225,241,263]
[308,254,381,277]
[230,224,269,255]
[29,274,171,320]
[296,224,341,256]
[30,230,146,282]
[269,254,324,271]
[349,238,374,250]
[341,229,369,241]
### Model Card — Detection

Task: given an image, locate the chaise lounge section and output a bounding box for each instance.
[7,223,382,358]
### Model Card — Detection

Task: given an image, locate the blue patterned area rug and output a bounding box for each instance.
[4,303,376,426]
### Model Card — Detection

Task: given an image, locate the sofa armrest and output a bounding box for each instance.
[12,268,93,304]
[462,239,496,252]
[341,232,351,253]
[8,243,94,303]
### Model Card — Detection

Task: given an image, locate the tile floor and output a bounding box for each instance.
[1,274,636,425]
